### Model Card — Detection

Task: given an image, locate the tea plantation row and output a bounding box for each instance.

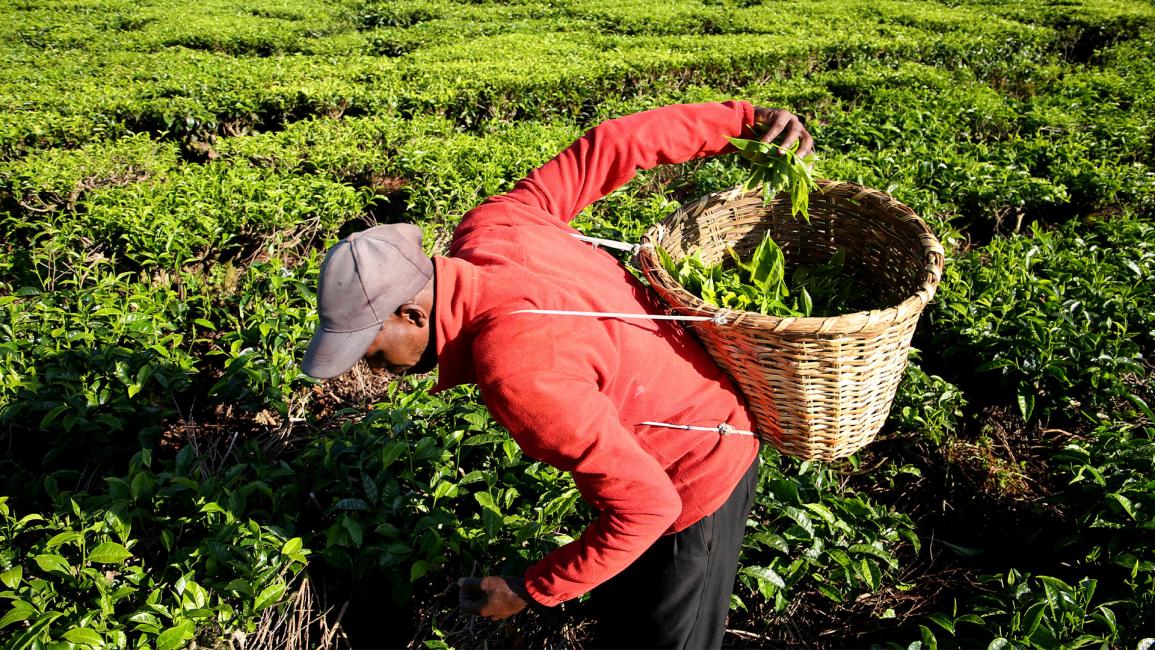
[1,0,1153,648]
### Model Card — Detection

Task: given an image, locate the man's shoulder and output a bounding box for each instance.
[451,196,575,252]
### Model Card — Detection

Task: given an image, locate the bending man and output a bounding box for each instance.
[301,101,813,649]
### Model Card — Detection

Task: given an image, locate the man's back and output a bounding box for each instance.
[429,101,761,606]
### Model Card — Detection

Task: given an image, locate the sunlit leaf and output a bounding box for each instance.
[88,542,132,564]
[254,582,287,611]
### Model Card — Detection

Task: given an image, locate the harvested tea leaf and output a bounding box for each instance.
[658,232,859,318]
[727,136,818,221]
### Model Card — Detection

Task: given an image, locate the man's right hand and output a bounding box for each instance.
[751,106,815,158]
[457,576,530,621]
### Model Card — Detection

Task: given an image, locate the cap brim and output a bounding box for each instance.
[301,324,381,379]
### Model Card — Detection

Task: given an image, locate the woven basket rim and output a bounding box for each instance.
[638,180,945,337]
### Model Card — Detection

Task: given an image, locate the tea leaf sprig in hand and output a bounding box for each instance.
[727,136,818,221]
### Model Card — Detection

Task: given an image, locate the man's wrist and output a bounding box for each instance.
[507,576,533,605]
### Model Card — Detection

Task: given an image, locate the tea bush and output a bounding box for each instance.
[0,453,309,649]
[888,423,1155,648]
[739,454,919,616]
[1052,423,1155,602]
[283,380,588,605]
[0,244,200,471]
[930,212,1155,421]
[890,353,968,447]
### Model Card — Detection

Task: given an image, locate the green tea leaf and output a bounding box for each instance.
[815,582,845,603]
[281,537,303,556]
[0,566,23,589]
[0,602,35,629]
[410,559,429,582]
[920,625,939,650]
[1106,493,1136,519]
[803,502,837,525]
[1017,388,1036,421]
[46,531,82,548]
[334,498,369,511]
[62,628,104,646]
[926,613,956,634]
[254,582,287,611]
[741,565,786,590]
[34,553,71,575]
[474,491,502,516]
[342,516,363,547]
[88,542,132,564]
[727,136,817,220]
[156,621,195,650]
[10,611,63,649]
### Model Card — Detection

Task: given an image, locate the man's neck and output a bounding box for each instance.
[430,256,479,393]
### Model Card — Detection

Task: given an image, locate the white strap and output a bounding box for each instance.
[570,233,642,253]
[641,421,756,437]
[517,234,749,439]
[511,308,733,325]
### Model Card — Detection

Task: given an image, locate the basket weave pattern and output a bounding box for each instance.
[637,180,945,461]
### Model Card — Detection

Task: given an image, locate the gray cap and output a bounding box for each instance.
[301,223,433,379]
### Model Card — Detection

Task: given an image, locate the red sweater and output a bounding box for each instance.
[431,101,762,607]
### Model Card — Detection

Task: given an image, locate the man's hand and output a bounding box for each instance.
[752,107,815,158]
[457,576,530,621]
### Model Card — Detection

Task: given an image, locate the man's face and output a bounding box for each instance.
[361,305,436,376]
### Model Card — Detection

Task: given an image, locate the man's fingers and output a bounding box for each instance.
[459,592,486,614]
[759,110,792,144]
[796,132,815,158]
[775,120,804,153]
[458,577,487,614]
[752,107,814,158]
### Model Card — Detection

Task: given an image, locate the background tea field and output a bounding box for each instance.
[1,0,1153,647]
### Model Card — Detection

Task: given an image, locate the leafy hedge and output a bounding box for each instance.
[2,0,1155,647]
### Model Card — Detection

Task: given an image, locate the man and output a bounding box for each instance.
[301,101,813,648]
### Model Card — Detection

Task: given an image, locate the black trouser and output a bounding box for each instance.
[589,454,760,649]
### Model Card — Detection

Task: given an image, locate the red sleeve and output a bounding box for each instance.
[480,100,756,225]
[478,369,682,606]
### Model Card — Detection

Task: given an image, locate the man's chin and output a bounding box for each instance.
[408,348,438,376]
[405,357,437,376]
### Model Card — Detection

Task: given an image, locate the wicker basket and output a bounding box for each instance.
[637,180,945,461]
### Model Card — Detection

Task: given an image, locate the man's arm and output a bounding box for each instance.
[463,360,683,614]
[458,101,812,231]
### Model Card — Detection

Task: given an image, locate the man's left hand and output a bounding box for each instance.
[457,576,530,620]
[751,106,815,158]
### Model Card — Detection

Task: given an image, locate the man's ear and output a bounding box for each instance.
[397,302,428,328]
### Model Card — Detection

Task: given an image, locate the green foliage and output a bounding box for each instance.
[71,163,363,269]
[1,0,1154,646]
[892,426,1155,648]
[286,380,585,605]
[739,452,920,614]
[0,238,199,460]
[1052,423,1155,608]
[912,571,1126,649]
[204,254,322,416]
[930,213,1155,421]
[0,466,308,649]
[891,351,968,446]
